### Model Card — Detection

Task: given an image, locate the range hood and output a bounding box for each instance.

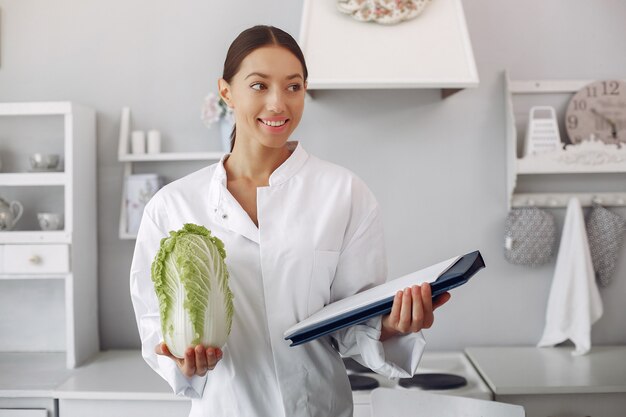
[298,0,479,98]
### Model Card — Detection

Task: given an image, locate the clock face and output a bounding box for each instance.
[565,79,626,145]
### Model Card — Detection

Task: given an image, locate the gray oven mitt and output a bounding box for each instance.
[585,202,626,287]
[504,207,556,267]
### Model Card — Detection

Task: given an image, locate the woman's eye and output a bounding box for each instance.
[288,84,302,92]
[250,82,266,91]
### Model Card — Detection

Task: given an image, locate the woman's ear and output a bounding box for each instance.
[218,78,233,108]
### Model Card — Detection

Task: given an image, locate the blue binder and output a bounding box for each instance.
[284,250,485,347]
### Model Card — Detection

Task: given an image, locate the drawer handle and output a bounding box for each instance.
[29,255,42,265]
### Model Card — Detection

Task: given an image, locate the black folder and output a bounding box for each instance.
[284,250,485,347]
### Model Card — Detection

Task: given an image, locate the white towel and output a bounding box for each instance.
[537,197,603,356]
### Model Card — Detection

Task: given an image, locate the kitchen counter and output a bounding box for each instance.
[54,350,186,401]
[0,352,70,415]
[0,353,70,398]
[1,349,490,417]
[54,350,190,417]
[0,351,188,417]
[465,345,626,395]
[465,345,626,417]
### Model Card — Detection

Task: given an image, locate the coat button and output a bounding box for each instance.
[222,213,228,219]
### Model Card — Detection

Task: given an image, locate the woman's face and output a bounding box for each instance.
[219,45,306,150]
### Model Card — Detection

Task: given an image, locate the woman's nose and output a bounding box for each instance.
[266,89,285,113]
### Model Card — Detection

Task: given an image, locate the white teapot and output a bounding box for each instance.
[0,197,24,231]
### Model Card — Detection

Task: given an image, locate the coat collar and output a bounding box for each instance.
[209,141,307,204]
[208,141,308,243]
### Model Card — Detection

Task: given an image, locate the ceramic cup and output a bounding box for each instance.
[29,153,60,171]
[37,212,64,231]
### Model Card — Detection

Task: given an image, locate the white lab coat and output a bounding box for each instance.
[130,141,426,417]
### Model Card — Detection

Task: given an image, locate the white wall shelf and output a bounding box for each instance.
[0,101,99,369]
[117,107,224,240]
[299,0,479,98]
[504,72,626,209]
[119,152,223,162]
[0,172,67,186]
[0,231,71,244]
[0,273,66,280]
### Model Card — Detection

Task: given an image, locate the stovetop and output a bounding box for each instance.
[344,351,493,405]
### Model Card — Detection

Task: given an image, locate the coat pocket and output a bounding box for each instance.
[308,250,340,316]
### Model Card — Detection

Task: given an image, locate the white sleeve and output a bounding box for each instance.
[329,203,426,380]
[129,203,207,398]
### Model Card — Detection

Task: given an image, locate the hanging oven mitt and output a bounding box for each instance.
[585,202,626,287]
[504,207,556,267]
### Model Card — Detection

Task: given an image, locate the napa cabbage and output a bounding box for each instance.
[151,223,234,358]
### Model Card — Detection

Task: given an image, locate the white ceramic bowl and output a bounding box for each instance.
[29,153,60,170]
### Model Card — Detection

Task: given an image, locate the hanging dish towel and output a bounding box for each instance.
[537,197,603,356]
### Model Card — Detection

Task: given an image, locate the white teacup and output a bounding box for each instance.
[37,213,64,231]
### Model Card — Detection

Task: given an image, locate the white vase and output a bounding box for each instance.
[219,118,234,153]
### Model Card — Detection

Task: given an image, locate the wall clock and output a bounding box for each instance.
[564,79,626,147]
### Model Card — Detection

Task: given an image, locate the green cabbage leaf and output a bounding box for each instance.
[151,223,234,358]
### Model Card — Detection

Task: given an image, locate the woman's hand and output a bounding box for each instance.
[155,343,223,378]
[380,283,451,342]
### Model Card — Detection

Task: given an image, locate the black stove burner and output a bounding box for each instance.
[348,374,380,391]
[399,373,467,390]
[342,357,373,374]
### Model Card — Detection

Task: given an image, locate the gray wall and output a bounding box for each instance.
[1,0,625,351]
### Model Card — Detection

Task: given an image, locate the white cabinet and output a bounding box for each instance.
[116,108,223,239]
[0,102,98,368]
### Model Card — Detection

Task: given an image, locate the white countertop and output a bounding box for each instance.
[54,350,186,401]
[2,349,491,403]
[465,346,626,396]
[0,352,70,398]
[0,350,181,401]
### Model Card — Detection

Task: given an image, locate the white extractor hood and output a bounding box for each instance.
[298,0,479,97]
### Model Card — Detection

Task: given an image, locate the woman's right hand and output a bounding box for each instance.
[155,342,223,378]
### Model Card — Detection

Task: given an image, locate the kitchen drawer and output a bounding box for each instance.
[1,245,69,274]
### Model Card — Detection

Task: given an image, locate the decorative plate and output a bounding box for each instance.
[337,0,433,25]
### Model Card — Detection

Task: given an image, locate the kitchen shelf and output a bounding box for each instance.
[504,71,626,209]
[0,101,74,116]
[0,231,71,244]
[0,273,66,280]
[517,160,626,174]
[117,107,224,239]
[0,172,67,186]
[0,101,99,369]
[118,152,223,162]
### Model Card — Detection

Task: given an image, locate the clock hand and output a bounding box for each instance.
[590,108,618,138]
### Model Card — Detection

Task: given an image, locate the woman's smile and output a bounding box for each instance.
[257,117,290,133]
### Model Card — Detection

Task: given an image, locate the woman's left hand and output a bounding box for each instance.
[380,283,451,341]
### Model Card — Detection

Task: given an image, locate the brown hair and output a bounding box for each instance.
[221,25,308,152]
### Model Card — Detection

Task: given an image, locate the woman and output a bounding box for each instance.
[130,25,450,417]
